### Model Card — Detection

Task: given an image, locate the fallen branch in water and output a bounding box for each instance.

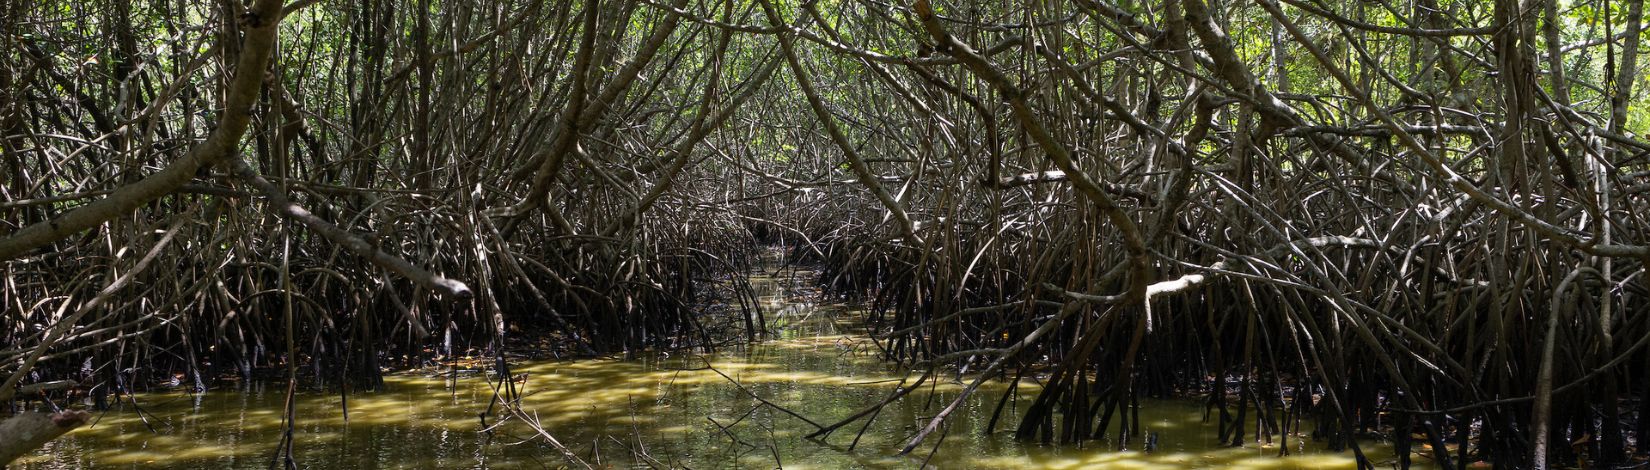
[707,361,825,432]
[807,369,932,444]
[0,411,90,465]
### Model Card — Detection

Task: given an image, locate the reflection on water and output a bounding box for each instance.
[18,269,1412,469]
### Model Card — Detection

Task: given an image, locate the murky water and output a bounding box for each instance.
[17,268,1410,469]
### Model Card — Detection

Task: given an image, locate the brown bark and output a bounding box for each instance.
[226,158,471,299]
[0,0,286,261]
[0,411,89,465]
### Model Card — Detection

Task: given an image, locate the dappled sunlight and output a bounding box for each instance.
[18,275,1419,470]
[969,444,1367,469]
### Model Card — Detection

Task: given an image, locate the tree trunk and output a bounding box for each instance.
[0,411,89,465]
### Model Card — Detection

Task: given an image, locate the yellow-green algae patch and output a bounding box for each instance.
[17,273,1416,469]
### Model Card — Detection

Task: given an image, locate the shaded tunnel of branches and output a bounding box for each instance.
[3,0,1650,468]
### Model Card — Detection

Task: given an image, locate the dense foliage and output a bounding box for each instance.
[3,0,1649,468]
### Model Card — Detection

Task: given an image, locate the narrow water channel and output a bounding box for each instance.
[18,264,1409,469]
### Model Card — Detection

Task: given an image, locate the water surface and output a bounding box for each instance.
[18,269,1408,469]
